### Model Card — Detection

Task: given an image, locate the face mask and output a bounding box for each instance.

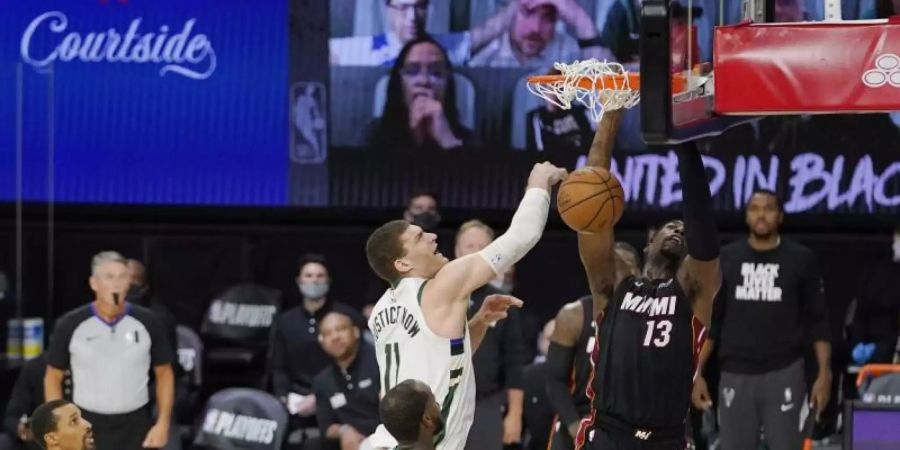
[300,282,329,300]
[893,237,900,262]
[410,211,440,231]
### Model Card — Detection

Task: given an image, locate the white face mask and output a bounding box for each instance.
[299,282,329,300]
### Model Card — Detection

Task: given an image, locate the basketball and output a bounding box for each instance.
[557,167,625,233]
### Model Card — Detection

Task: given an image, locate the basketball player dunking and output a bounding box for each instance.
[574,110,722,450]
[364,162,568,450]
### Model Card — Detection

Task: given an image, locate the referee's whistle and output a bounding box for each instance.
[113,292,120,306]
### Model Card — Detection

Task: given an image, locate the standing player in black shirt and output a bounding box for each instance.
[574,110,722,450]
[691,190,831,450]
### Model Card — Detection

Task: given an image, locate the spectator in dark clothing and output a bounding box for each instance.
[692,190,831,450]
[849,225,900,365]
[3,355,48,450]
[455,220,526,449]
[313,312,380,450]
[270,254,365,431]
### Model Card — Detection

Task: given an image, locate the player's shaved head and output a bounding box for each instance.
[380,379,442,445]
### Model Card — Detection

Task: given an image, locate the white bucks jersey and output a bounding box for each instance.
[367,277,476,450]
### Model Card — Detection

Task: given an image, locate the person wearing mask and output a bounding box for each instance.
[692,190,831,450]
[270,254,365,433]
[44,251,174,450]
[403,192,442,232]
[313,312,381,450]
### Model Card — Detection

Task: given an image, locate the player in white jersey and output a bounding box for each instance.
[363,162,568,450]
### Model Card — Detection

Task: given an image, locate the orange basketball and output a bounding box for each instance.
[557,167,625,233]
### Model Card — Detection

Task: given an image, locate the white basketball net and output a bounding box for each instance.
[526,59,641,123]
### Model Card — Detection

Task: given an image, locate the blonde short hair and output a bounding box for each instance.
[455,219,495,242]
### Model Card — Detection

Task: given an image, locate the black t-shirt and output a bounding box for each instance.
[269,301,367,397]
[312,343,381,437]
[47,303,174,414]
[525,105,594,158]
[712,238,830,374]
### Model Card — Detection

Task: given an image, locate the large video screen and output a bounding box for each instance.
[325,0,900,215]
[0,0,287,205]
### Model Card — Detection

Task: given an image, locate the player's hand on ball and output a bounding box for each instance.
[691,376,713,411]
[527,162,568,191]
[476,294,524,324]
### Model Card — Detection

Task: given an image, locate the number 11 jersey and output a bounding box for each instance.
[367,277,476,450]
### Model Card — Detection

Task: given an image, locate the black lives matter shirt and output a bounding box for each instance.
[712,238,830,374]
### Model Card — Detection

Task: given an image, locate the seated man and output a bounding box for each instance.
[379,380,443,450]
[270,254,365,431]
[313,312,380,450]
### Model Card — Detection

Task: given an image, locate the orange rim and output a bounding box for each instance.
[527,72,687,94]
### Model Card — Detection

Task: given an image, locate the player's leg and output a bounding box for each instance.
[716,371,761,450]
[759,359,807,450]
[463,392,503,450]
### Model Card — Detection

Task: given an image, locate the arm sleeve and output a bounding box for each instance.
[145,313,175,366]
[544,342,581,428]
[269,320,291,398]
[477,188,551,276]
[801,251,831,343]
[2,367,32,436]
[676,143,719,261]
[46,317,75,370]
[314,376,338,438]
[501,308,526,390]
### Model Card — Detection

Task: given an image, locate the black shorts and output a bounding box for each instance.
[583,429,684,450]
[81,406,153,450]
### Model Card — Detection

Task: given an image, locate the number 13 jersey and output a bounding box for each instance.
[367,277,476,450]
[589,276,707,430]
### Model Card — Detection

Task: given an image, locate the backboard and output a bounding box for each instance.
[639,0,760,145]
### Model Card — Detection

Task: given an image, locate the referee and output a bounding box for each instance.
[692,191,831,450]
[44,251,175,450]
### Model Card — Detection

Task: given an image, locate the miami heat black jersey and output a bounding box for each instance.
[589,276,706,430]
[571,295,596,416]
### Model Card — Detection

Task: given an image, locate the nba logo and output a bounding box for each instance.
[291,81,328,164]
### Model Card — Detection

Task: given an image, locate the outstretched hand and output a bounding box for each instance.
[476,294,524,324]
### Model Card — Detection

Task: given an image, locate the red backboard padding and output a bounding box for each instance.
[714,17,900,114]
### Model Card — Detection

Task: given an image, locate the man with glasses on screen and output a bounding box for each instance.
[329,0,518,67]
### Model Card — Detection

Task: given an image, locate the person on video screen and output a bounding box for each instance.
[359,37,478,153]
[469,0,612,68]
[330,0,519,67]
[524,70,595,166]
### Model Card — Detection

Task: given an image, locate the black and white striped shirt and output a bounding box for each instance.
[47,303,174,414]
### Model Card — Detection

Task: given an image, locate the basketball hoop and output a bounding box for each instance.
[526,60,641,124]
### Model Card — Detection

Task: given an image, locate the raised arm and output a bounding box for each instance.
[578,110,624,314]
[426,162,566,303]
[674,143,721,327]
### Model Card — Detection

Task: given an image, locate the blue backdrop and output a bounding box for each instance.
[0,0,288,205]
